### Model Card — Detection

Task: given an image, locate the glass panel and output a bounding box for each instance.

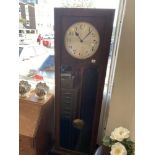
[59,65,98,153]
[19,0,122,153]
[19,0,120,91]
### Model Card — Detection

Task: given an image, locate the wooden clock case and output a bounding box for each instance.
[54,8,115,155]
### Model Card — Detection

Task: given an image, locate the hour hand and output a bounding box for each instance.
[75,31,83,42]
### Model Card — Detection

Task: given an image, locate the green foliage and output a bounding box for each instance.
[122,139,135,155]
[102,136,135,155]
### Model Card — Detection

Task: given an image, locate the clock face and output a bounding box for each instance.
[64,22,100,59]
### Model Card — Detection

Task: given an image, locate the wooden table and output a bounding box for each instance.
[19,91,54,155]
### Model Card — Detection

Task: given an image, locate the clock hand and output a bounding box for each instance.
[82,30,92,41]
[75,31,83,42]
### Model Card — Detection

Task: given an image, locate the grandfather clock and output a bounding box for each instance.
[54,8,114,155]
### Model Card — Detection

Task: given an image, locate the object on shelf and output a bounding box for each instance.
[33,74,44,81]
[19,80,31,97]
[35,82,49,100]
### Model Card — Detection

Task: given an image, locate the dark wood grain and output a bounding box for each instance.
[54,8,115,155]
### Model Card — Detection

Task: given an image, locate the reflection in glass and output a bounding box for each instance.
[60,65,98,153]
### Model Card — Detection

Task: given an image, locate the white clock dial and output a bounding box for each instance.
[64,22,100,59]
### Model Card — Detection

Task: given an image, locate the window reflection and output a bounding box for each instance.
[19,0,119,91]
[19,0,55,91]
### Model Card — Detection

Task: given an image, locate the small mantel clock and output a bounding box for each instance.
[54,8,115,155]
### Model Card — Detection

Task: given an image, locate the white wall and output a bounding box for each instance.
[105,0,135,140]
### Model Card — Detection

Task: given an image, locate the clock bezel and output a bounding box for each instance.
[64,21,100,60]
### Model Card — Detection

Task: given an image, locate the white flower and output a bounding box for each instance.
[110,127,130,141]
[110,142,127,155]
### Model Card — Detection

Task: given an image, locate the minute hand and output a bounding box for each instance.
[82,30,92,41]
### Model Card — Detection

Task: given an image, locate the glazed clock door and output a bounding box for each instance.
[54,8,115,155]
[64,22,100,59]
